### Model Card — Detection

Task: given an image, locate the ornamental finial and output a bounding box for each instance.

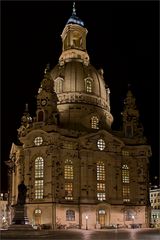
[72,2,76,15]
[25,103,28,112]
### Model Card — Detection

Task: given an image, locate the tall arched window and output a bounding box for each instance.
[122,164,129,183]
[84,77,93,93]
[54,77,64,93]
[38,111,44,122]
[64,159,73,200]
[35,157,44,199]
[86,79,92,93]
[97,161,106,201]
[122,164,130,202]
[91,116,99,129]
[64,160,73,180]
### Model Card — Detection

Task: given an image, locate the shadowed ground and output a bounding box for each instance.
[1,228,160,240]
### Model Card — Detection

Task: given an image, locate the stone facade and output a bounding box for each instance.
[6,4,151,229]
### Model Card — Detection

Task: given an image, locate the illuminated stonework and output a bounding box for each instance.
[7,4,152,230]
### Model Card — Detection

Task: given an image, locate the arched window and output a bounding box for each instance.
[38,111,44,122]
[64,160,73,200]
[84,77,93,93]
[86,79,92,93]
[66,210,75,221]
[35,157,44,178]
[97,161,106,201]
[35,157,44,199]
[97,161,105,181]
[122,164,130,202]
[64,160,73,180]
[54,77,64,93]
[122,165,129,183]
[91,116,99,129]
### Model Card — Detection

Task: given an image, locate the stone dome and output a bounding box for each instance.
[50,11,113,131]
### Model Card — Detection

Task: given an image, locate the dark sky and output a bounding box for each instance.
[1,1,159,191]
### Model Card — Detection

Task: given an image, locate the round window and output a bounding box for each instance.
[34,137,43,146]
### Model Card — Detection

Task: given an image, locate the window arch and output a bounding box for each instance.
[35,157,44,199]
[66,210,75,221]
[91,116,99,129]
[34,209,42,215]
[35,157,44,178]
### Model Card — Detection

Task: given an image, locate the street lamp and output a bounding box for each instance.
[85,215,88,230]
[132,215,135,228]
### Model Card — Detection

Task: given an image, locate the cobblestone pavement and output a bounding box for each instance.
[1,228,160,240]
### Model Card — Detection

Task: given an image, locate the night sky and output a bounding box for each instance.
[1,1,159,191]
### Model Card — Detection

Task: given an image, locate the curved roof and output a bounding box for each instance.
[67,14,84,27]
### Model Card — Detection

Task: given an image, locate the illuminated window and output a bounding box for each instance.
[86,79,92,93]
[97,139,105,151]
[123,186,130,201]
[91,116,99,129]
[122,164,130,202]
[98,209,105,215]
[35,180,43,199]
[97,161,106,201]
[35,157,44,199]
[97,161,105,181]
[35,157,44,178]
[97,183,105,191]
[64,160,73,180]
[66,210,75,221]
[97,193,106,201]
[122,151,129,156]
[65,183,73,200]
[122,165,129,183]
[64,159,73,200]
[34,209,42,215]
[34,137,43,146]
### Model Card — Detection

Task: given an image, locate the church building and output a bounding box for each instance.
[6,4,151,229]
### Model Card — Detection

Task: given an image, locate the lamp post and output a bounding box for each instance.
[85,215,88,230]
[132,215,135,229]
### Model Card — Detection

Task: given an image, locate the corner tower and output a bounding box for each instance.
[51,3,113,131]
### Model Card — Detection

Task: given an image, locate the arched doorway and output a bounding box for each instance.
[34,208,42,225]
[96,204,110,228]
[98,209,106,227]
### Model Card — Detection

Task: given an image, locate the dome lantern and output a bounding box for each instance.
[59,2,89,66]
